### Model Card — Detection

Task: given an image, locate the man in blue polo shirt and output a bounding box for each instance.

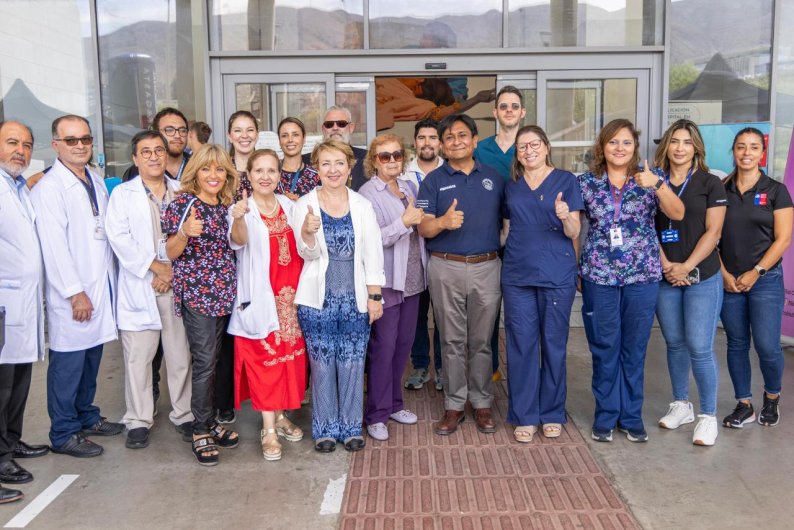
[418,114,505,436]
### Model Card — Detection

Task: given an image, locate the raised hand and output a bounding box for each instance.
[231,189,250,219]
[182,206,203,238]
[402,196,424,227]
[302,204,321,238]
[440,198,464,230]
[554,192,570,220]
[634,159,659,189]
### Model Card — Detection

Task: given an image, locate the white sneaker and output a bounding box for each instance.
[658,401,695,429]
[693,415,718,446]
[367,422,389,441]
[389,409,418,424]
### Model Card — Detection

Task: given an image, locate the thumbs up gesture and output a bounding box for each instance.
[231,189,250,219]
[440,198,464,230]
[182,206,203,238]
[554,192,570,221]
[634,159,660,189]
[302,204,321,239]
[401,196,425,227]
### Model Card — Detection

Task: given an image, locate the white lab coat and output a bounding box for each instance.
[30,160,117,352]
[291,188,385,312]
[105,176,180,332]
[0,175,45,363]
[227,194,295,339]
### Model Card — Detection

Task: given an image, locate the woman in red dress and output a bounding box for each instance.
[228,149,307,461]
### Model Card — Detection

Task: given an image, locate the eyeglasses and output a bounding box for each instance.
[498,103,521,111]
[161,126,188,137]
[516,140,543,152]
[54,135,93,147]
[322,120,350,129]
[138,147,167,160]
[376,150,405,163]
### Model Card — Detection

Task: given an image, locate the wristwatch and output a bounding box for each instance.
[754,265,767,276]
[368,294,383,301]
[653,177,664,190]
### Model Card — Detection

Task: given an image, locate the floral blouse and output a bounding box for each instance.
[235,170,253,203]
[162,193,237,317]
[279,165,320,197]
[578,171,662,286]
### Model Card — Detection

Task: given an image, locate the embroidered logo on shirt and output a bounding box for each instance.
[482,178,494,191]
[439,185,457,191]
[754,193,768,206]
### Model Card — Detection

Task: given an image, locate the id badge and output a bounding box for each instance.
[661,229,680,244]
[609,226,624,248]
[156,237,170,262]
[93,217,106,240]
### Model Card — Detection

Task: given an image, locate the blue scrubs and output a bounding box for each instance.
[502,169,583,426]
[474,137,514,182]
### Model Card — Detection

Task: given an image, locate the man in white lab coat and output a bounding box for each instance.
[106,131,194,449]
[0,121,49,503]
[30,115,123,458]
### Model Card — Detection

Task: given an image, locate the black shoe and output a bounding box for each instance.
[216,409,236,424]
[51,433,103,458]
[315,439,336,453]
[175,422,193,443]
[0,460,32,484]
[759,394,780,426]
[125,427,150,449]
[82,417,124,437]
[0,486,23,504]
[344,437,365,452]
[723,401,755,428]
[618,427,648,443]
[13,440,50,459]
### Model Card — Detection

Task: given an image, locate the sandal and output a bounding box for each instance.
[542,423,562,438]
[210,423,239,448]
[514,426,536,443]
[275,413,303,442]
[261,428,282,461]
[192,434,219,466]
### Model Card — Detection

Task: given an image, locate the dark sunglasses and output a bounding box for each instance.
[376,150,405,163]
[54,135,93,147]
[322,120,350,129]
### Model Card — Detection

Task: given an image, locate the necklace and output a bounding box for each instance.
[257,197,279,217]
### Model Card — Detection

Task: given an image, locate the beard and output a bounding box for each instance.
[417,147,437,162]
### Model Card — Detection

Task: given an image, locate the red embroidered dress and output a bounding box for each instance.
[234,206,307,411]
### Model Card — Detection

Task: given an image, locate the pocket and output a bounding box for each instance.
[0,283,25,326]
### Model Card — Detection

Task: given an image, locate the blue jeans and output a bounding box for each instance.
[47,345,104,447]
[720,266,785,400]
[582,280,659,432]
[410,289,442,373]
[656,273,722,415]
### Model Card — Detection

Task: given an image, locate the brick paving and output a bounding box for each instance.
[340,346,639,530]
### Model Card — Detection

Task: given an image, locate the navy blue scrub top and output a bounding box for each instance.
[502,168,584,287]
[417,160,505,256]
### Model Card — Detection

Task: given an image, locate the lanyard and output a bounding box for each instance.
[174,156,188,181]
[289,164,303,193]
[414,171,423,185]
[607,174,627,225]
[65,162,100,216]
[665,168,693,230]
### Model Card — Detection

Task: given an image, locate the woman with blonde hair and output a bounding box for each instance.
[162,144,240,466]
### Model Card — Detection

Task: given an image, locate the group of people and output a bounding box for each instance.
[0,84,791,503]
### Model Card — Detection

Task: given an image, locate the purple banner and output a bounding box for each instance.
[781,131,794,342]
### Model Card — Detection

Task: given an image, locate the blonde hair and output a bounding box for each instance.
[653,119,709,174]
[310,140,357,171]
[363,134,405,178]
[179,144,239,206]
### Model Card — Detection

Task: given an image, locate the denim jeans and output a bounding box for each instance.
[656,273,722,415]
[720,266,785,400]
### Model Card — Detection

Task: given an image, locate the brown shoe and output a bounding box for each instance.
[474,408,496,433]
[435,410,465,435]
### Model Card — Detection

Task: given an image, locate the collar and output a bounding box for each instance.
[441,159,483,176]
[727,171,770,194]
[405,157,443,176]
[370,174,410,193]
[53,159,92,189]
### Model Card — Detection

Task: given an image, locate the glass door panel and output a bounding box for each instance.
[335,78,375,149]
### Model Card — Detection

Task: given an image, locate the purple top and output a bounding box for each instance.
[162,193,237,317]
[358,175,426,307]
[578,171,662,286]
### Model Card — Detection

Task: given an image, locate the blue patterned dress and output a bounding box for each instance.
[297,210,371,442]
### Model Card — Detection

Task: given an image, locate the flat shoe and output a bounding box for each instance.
[51,433,103,458]
[0,487,23,504]
[344,438,365,452]
[13,441,49,459]
[315,439,336,453]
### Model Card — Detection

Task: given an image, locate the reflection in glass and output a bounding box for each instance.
[369,1,502,49]
[546,79,636,143]
[774,1,794,177]
[552,146,591,174]
[508,0,663,47]
[211,0,364,51]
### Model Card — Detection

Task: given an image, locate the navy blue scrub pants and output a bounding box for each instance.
[47,345,104,448]
[581,280,658,432]
[504,284,576,426]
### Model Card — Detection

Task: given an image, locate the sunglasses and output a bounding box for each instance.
[54,135,93,147]
[376,150,405,163]
[498,103,522,111]
[322,120,350,129]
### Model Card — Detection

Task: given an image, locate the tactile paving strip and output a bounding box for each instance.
[340,337,639,530]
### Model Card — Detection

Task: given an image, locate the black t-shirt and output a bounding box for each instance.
[720,172,793,275]
[655,169,727,281]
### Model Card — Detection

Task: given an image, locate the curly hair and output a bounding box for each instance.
[589,119,640,178]
[179,144,239,206]
[363,134,405,178]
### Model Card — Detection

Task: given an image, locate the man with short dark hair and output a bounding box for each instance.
[0,121,49,503]
[418,114,505,437]
[187,121,211,154]
[303,106,367,190]
[31,115,123,458]
[123,107,191,182]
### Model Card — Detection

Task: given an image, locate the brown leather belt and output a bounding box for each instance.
[430,251,498,264]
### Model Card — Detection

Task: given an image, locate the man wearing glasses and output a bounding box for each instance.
[303,106,368,191]
[105,131,194,450]
[123,107,192,182]
[30,115,123,458]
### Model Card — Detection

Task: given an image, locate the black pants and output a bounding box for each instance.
[213,333,235,413]
[151,341,164,402]
[181,305,229,435]
[0,363,32,462]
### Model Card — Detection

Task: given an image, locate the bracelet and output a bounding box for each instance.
[177,228,188,241]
